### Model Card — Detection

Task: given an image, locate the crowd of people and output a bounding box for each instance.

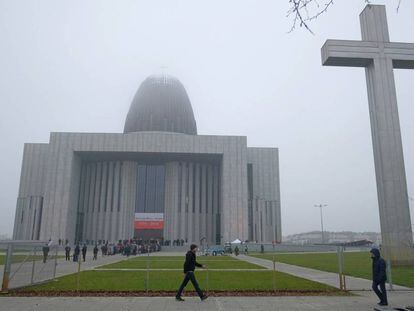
[61,239,162,263]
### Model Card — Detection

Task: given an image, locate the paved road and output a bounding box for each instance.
[235,255,410,291]
[0,291,413,311]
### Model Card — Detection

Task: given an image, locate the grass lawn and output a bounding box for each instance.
[0,255,62,265]
[251,252,414,288]
[98,255,265,270]
[18,270,341,293]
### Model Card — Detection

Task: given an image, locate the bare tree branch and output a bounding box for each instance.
[287,0,402,33]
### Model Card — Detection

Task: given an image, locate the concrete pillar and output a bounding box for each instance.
[200,164,207,243]
[194,163,200,243]
[206,164,213,244]
[187,163,194,243]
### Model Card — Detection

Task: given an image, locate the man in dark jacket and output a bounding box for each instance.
[42,243,49,263]
[73,244,80,262]
[175,244,207,301]
[370,248,388,306]
[93,244,99,260]
[82,244,87,262]
[64,244,71,261]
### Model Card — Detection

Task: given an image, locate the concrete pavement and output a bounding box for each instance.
[0,291,413,311]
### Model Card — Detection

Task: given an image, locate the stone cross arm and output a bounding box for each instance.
[322,39,414,69]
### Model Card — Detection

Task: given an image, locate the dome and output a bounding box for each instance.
[124,75,197,135]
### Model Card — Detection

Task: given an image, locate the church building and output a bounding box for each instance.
[13,75,281,245]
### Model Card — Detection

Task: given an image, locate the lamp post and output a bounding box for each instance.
[314,204,328,243]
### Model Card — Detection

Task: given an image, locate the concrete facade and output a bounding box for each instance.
[13,132,280,245]
[322,5,414,264]
[13,75,281,246]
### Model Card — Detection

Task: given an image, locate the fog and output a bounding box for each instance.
[0,0,413,237]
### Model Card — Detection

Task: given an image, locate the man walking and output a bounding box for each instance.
[175,244,207,301]
[370,248,388,306]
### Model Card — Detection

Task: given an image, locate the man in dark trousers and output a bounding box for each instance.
[42,243,49,263]
[175,244,207,301]
[64,244,71,261]
[73,244,80,262]
[93,244,98,260]
[370,248,388,306]
[82,244,87,262]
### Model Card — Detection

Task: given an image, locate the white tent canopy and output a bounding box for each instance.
[231,239,242,244]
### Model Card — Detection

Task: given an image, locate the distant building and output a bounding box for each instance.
[284,231,382,245]
[13,75,281,245]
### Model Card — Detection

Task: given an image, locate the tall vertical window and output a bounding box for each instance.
[135,164,165,213]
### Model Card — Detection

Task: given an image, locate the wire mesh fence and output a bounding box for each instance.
[0,240,59,292]
[2,241,410,294]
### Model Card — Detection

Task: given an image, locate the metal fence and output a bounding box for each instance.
[249,243,396,291]
[0,240,59,292]
[0,241,408,292]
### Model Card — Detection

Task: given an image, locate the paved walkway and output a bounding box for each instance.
[235,255,411,291]
[0,292,413,311]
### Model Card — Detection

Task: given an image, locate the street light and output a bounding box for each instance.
[314,204,328,243]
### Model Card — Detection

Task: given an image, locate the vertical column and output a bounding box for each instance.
[104,162,114,241]
[82,164,91,243]
[179,163,186,240]
[206,165,213,244]
[110,161,121,242]
[193,164,200,243]
[187,163,194,244]
[200,164,207,243]
[98,162,108,242]
[91,162,102,243]
[212,165,219,245]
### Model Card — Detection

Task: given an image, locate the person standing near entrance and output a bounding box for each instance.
[65,244,71,261]
[93,244,98,260]
[74,244,80,262]
[370,248,388,306]
[175,244,207,301]
[81,244,87,262]
[42,243,49,263]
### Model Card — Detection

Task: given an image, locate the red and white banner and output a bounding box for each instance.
[134,213,164,230]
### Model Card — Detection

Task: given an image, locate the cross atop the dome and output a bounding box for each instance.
[321,5,414,265]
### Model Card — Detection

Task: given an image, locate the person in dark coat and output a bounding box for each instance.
[65,244,71,261]
[42,243,50,263]
[370,248,388,306]
[93,245,99,260]
[74,244,80,262]
[175,244,207,302]
[82,244,87,262]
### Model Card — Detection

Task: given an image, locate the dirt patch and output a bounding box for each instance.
[6,290,351,297]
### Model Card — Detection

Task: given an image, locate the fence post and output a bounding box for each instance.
[31,248,37,284]
[1,243,13,292]
[76,256,81,292]
[206,266,209,296]
[341,247,346,291]
[146,251,150,293]
[337,246,343,290]
[53,246,58,279]
[272,255,276,293]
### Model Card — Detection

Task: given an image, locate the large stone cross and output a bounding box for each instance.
[321,5,414,264]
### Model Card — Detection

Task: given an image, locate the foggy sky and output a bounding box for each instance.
[0,0,413,237]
